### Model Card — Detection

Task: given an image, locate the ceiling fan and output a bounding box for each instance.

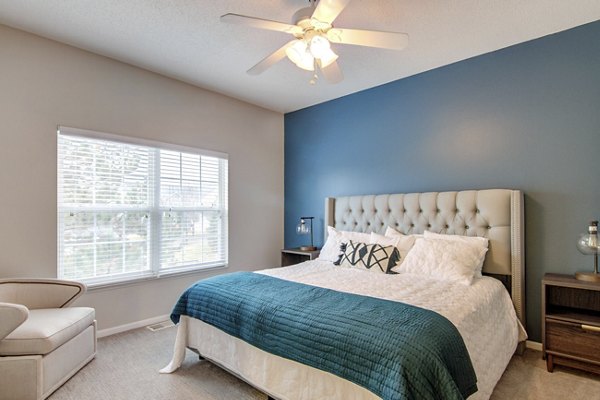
[220,0,409,84]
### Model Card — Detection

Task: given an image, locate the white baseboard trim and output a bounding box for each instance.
[97,314,171,338]
[526,340,542,351]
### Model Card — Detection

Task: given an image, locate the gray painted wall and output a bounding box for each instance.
[284,21,600,342]
[0,24,284,331]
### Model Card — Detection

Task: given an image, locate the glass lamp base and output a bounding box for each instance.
[299,246,317,251]
[575,271,600,283]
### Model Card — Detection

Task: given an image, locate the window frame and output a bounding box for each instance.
[57,126,229,288]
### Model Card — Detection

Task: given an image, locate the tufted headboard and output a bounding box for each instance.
[324,189,525,328]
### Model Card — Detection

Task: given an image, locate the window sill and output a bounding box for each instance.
[85,263,228,292]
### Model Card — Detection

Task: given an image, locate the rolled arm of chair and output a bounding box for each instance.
[0,302,29,340]
[0,279,86,309]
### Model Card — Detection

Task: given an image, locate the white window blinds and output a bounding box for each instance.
[159,150,227,270]
[57,127,228,285]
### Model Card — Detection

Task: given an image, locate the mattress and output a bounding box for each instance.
[164,260,526,399]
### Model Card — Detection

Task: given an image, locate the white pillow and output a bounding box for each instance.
[423,231,488,276]
[318,227,343,262]
[385,226,402,237]
[318,226,371,262]
[385,226,423,239]
[423,230,488,247]
[397,237,484,285]
[338,228,371,243]
[370,232,416,272]
[370,231,401,247]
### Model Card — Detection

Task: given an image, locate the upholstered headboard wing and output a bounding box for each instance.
[325,189,525,327]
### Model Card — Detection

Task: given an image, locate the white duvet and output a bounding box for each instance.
[256,260,527,400]
[162,260,526,399]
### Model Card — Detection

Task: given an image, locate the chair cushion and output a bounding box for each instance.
[0,307,95,356]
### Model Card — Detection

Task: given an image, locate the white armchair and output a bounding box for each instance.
[0,279,96,400]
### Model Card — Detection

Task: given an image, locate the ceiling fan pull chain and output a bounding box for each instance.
[309,59,319,85]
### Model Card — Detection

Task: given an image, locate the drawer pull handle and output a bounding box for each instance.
[581,324,600,333]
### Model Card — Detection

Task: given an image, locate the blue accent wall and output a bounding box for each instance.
[284,21,600,342]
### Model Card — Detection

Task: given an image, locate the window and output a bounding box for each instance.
[57,127,228,286]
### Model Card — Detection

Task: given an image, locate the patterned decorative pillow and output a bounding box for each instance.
[334,240,400,274]
[318,226,372,262]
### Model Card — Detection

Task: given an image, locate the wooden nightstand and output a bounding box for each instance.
[542,273,600,374]
[281,248,320,267]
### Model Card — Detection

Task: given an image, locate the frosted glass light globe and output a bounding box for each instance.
[309,35,331,59]
[318,48,339,68]
[285,40,314,71]
[285,40,307,65]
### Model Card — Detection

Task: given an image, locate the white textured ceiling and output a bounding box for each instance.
[0,1,599,113]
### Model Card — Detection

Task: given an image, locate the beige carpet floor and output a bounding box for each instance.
[49,325,600,400]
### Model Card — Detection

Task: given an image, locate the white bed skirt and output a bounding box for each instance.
[161,316,378,400]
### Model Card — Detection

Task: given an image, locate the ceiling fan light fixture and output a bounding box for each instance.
[318,47,338,68]
[286,39,315,71]
[295,53,315,71]
[309,34,331,58]
[285,40,306,65]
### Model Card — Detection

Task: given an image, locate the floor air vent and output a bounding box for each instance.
[146,320,175,332]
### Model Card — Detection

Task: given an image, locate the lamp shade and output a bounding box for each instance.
[286,37,338,73]
[297,219,311,235]
[309,35,331,58]
[296,217,316,251]
[318,47,338,68]
[577,233,599,255]
[286,40,315,71]
[575,220,600,282]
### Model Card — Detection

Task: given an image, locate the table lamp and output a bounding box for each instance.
[576,220,600,282]
[296,217,316,251]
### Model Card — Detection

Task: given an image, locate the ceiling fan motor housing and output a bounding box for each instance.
[292,7,315,29]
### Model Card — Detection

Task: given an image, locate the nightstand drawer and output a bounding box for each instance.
[546,318,600,362]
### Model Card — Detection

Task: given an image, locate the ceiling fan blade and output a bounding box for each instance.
[327,28,409,50]
[318,60,344,84]
[221,13,302,35]
[247,41,296,75]
[311,0,352,24]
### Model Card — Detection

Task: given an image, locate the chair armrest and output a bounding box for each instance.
[0,279,86,309]
[0,302,29,340]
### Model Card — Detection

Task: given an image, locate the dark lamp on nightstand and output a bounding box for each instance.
[575,220,600,282]
[296,216,316,251]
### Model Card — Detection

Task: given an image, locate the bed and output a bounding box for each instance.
[161,189,527,400]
